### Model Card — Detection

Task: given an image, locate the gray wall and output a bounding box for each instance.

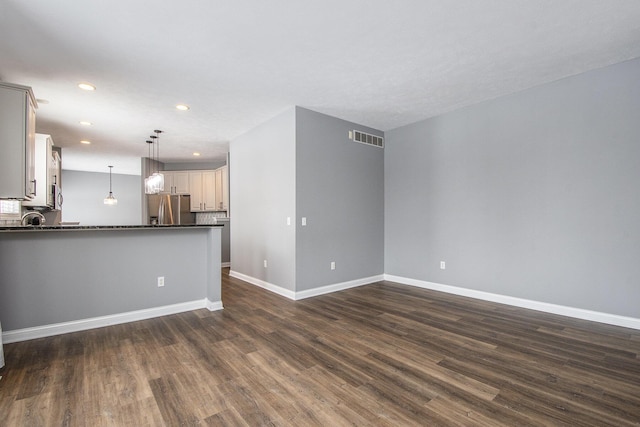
[385,58,640,318]
[229,108,297,291]
[295,107,384,291]
[0,227,220,331]
[62,170,142,225]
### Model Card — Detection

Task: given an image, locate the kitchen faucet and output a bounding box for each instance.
[21,211,46,226]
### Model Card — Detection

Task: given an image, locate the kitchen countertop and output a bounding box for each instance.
[0,224,223,232]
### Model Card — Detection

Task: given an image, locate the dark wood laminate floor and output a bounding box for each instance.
[1,270,640,426]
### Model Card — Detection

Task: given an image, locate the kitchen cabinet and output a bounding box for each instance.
[189,170,216,211]
[51,149,61,188]
[162,171,189,194]
[0,82,37,200]
[23,134,54,207]
[50,149,63,210]
[215,165,228,211]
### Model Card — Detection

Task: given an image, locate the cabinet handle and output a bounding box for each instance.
[31,179,37,196]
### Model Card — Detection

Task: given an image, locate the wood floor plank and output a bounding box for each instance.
[2,270,640,425]
[149,374,201,426]
[203,407,250,427]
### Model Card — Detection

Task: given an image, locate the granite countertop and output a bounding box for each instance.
[0,224,223,232]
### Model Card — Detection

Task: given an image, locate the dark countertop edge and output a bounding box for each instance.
[0,224,223,232]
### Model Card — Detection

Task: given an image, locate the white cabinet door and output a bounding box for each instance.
[25,94,37,198]
[173,171,190,194]
[202,171,216,211]
[221,165,229,211]
[215,168,223,210]
[0,82,37,200]
[189,171,203,211]
[189,170,216,211]
[23,134,53,207]
[163,171,190,194]
[215,166,228,211]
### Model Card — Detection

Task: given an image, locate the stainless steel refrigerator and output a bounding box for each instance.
[147,194,195,225]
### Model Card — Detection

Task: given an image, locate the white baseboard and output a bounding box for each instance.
[206,299,224,311]
[228,270,384,301]
[384,274,640,330]
[229,270,296,299]
[221,262,231,268]
[294,275,385,300]
[2,299,223,344]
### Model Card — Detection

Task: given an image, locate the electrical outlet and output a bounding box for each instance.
[264,260,268,268]
[286,217,291,226]
[302,217,307,226]
[331,261,336,270]
[440,261,446,270]
[157,276,165,287]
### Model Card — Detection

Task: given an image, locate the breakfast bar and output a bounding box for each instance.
[0,224,223,343]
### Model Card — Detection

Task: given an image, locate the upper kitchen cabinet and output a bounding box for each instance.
[163,171,190,194]
[189,170,216,211]
[0,82,37,200]
[215,165,228,211]
[23,134,54,208]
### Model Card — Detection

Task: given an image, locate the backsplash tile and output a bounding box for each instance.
[196,212,227,224]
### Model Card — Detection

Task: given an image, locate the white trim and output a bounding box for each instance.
[228,271,384,301]
[206,299,224,311]
[2,299,210,344]
[384,274,640,330]
[294,275,384,300]
[221,262,231,268]
[229,270,296,300]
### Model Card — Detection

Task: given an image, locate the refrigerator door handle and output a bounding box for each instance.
[158,196,165,224]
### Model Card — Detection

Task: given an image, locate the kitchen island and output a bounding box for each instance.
[0,224,223,343]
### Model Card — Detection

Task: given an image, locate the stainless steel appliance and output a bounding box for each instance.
[147,194,194,225]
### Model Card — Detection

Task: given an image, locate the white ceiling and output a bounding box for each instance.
[1,1,640,175]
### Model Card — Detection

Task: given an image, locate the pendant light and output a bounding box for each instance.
[144,130,164,194]
[144,139,155,194]
[104,165,118,205]
[150,130,164,192]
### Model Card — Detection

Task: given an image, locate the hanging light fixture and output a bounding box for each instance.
[104,165,118,205]
[144,139,155,194]
[144,130,164,194]
[150,130,164,192]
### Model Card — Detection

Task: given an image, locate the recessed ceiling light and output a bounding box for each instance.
[80,140,91,145]
[79,121,92,126]
[193,152,201,156]
[78,82,96,91]
[176,104,190,111]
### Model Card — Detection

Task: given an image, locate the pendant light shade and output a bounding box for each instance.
[104,165,118,205]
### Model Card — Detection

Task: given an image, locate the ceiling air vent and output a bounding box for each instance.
[349,130,384,148]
